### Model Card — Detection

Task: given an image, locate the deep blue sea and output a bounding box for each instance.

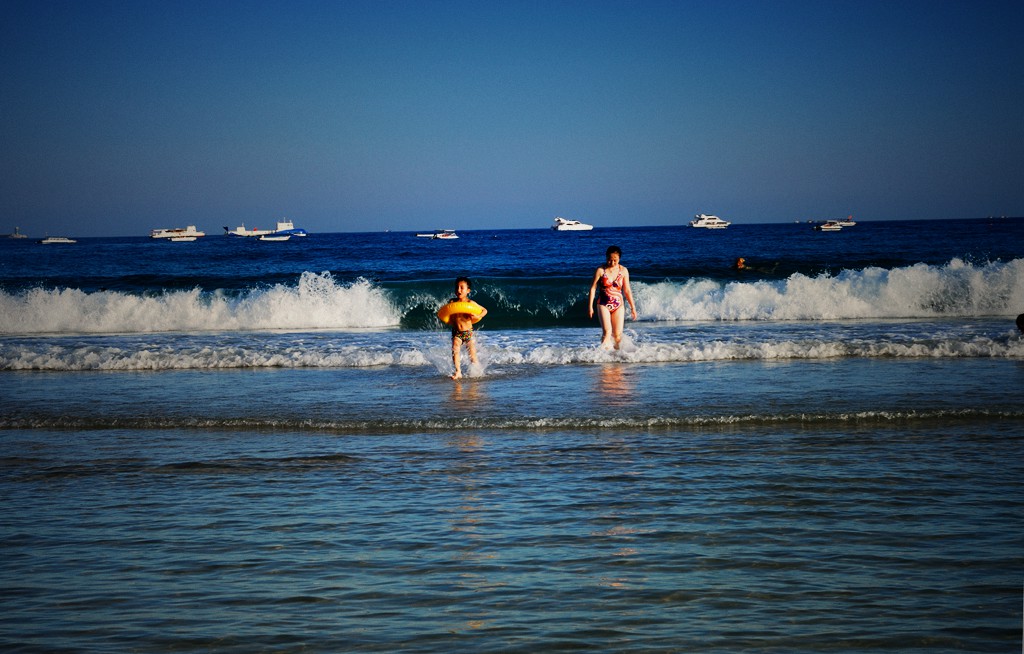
[2,218,1023,652]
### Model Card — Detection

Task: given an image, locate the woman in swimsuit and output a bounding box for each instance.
[587,245,638,350]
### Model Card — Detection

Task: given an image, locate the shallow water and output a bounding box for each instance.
[3,355,1024,652]
[2,418,1022,652]
[3,340,1023,431]
[3,219,1023,651]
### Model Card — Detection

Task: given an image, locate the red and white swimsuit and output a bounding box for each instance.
[598,271,624,313]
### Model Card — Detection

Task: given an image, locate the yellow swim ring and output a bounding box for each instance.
[437,300,484,325]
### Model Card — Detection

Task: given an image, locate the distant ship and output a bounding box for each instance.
[224,219,308,237]
[4,226,28,239]
[151,225,206,239]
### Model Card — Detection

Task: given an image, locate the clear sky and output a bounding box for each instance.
[2,0,1022,236]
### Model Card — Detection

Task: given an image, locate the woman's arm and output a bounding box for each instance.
[621,267,638,320]
[587,267,603,318]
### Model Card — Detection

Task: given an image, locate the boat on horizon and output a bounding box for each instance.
[689,213,731,229]
[258,234,292,241]
[224,219,308,238]
[814,220,844,231]
[552,216,593,231]
[39,236,77,244]
[416,229,459,239]
[151,225,206,239]
[4,226,28,239]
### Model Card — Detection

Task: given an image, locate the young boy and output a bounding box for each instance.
[444,277,487,379]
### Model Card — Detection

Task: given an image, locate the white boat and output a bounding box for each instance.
[551,216,593,231]
[39,236,76,244]
[814,220,843,231]
[4,226,28,239]
[689,213,731,229]
[417,229,459,239]
[273,219,307,237]
[224,219,308,237]
[225,223,273,237]
[151,225,205,239]
[258,234,291,241]
[835,215,856,227]
[169,236,197,242]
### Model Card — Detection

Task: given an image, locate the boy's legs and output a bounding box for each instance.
[451,336,463,378]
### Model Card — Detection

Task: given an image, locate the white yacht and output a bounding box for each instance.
[39,236,77,244]
[552,216,593,231]
[835,215,856,227]
[689,213,731,229]
[151,225,206,239]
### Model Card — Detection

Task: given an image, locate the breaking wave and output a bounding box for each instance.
[0,273,401,334]
[0,258,1021,337]
[638,257,1024,321]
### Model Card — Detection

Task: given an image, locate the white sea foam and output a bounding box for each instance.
[0,343,433,371]
[3,328,1021,371]
[1,260,1021,338]
[637,258,1024,321]
[0,273,402,335]
[484,334,1024,366]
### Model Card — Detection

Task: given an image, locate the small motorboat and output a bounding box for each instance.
[834,215,856,227]
[814,220,844,231]
[417,229,459,239]
[689,213,731,229]
[169,236,197,242]
[551,216,593,231]
[39,236,77,244]
[259,234,291,241]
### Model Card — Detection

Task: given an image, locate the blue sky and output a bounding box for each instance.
[2,0,1022,236]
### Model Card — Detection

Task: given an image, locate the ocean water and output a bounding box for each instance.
[1,218,1023,652]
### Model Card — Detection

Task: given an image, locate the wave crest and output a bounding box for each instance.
[1,259,1022,336]
[638,258,1024,321]
[0,273,401,334]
